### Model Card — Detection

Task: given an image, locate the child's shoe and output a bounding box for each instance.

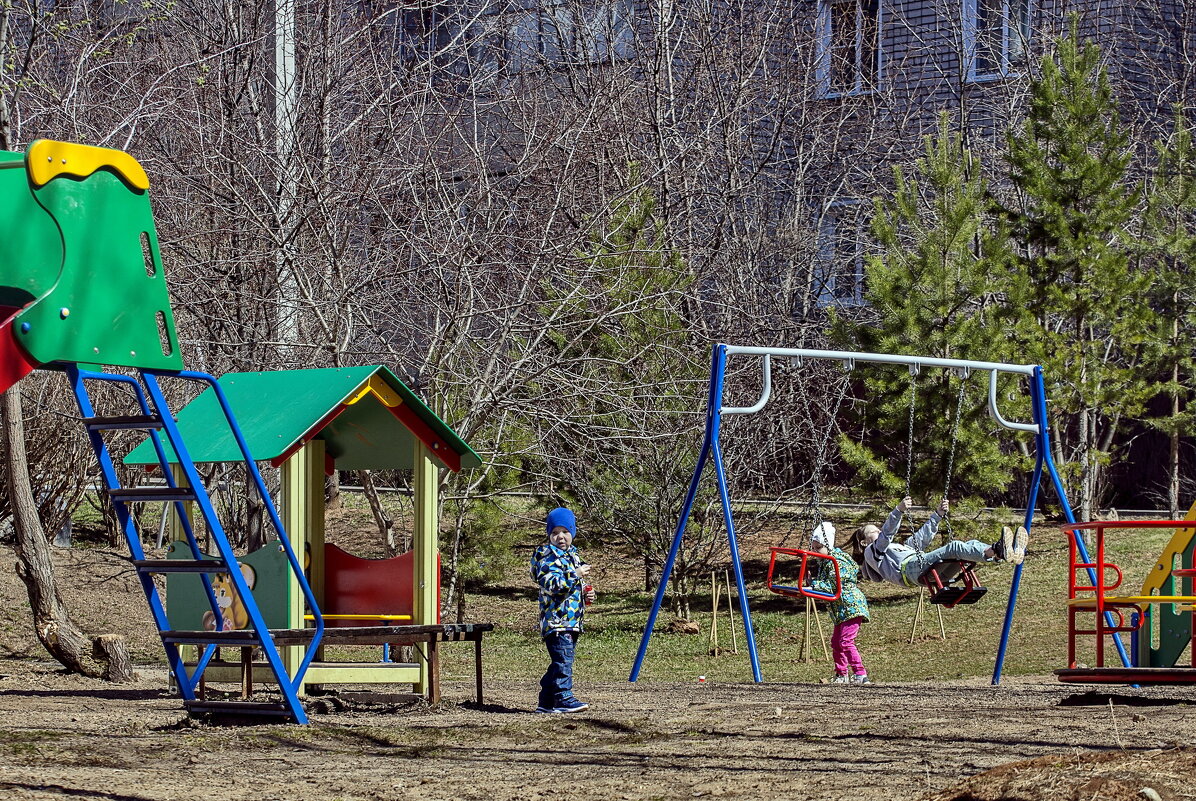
[830,673,850,684]
[992,526,1016,563]
[851,673,873,685]
[555,698,589,713]
[1013,526,1029,563]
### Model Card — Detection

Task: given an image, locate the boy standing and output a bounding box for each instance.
[530,506,596,713]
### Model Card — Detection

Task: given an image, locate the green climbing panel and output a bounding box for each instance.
[1141,534,1196,668]
[0,150,62,310]
[7,140,183,371]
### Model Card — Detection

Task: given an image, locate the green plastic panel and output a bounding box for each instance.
[0,150,62,309]
[124,366,480,471]
[165,539,291,630]
[1143,534,1196,668]
[13,157,183,370]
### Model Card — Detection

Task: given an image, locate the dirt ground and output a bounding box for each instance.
[2,530,1195,801]
[0,659,1194,801]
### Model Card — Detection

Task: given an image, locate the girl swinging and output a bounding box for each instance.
[852,496,1028,589]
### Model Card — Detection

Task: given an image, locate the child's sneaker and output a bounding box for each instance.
[535,706,562,714]
[830,674,850,684]
[992,526,1016,563]
[1013,526,1029,563]
[555,698,589,713]
[851,673,873,685]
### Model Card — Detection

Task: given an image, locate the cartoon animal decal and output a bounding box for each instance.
[201,562,257,631]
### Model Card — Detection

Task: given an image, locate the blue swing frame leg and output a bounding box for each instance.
[630,345,763,682]
[991,367,1129,684]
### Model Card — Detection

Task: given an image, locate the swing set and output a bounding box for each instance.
[629,343,1132,684]
[761,358,987,609]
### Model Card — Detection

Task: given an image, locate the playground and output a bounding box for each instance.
[6,139,1196,798]
[1,533,1195,801]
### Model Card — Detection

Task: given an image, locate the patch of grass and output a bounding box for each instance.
[0,729,67,756]
[440,525,1178,687]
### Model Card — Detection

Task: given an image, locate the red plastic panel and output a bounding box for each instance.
[0,307,38,394]
[322,544,441,628]
[766,546,841,601]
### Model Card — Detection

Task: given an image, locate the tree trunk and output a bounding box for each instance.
[325,471,341,511]
[1,389,133,682]
[1170,333,1181,519]
[359,470,397,554]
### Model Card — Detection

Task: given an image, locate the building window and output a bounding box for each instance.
[813,200,866,308]
[964,0,1030,82]
[816,0,881,98]
[507,0,633,73]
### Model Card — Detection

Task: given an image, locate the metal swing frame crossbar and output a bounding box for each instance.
[628,343,1130,685]
[717,346,1039,433]
[65,364,324,722]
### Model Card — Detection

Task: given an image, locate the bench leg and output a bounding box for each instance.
[474,637,484,706]
[241,646,253,700]
[427,640,441,704]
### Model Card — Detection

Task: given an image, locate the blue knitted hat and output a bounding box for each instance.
[545,507,577,537]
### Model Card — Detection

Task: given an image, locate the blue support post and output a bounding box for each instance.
[711,434,762,680]
[70,365,225,694]
[629,346,722,682]
[992,367,1128,685]
[65,366,199,699]
[141,371,323,721]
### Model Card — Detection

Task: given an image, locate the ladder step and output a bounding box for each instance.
[133,559,224,574]
[84,414,165,431]
[162,630,265,647]
[107,486,197,503]
[184,700,295,719]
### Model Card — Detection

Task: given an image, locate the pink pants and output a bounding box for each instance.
[831,617,866,676]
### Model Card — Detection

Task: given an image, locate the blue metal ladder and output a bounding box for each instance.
[65,364,324,723]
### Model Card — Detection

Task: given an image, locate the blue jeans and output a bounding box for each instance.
[901,539,992,585]
[538,631,578,708]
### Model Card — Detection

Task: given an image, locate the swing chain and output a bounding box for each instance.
[940,376,969,537]
[903,369,919,533]
[804,366,851,539]
[905,370,917,499]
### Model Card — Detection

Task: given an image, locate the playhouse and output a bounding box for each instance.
[124,365,482,695]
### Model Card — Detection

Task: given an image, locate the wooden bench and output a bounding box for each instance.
[198,623,495,705]
[273,623,495,705]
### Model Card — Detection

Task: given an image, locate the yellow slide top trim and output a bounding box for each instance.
[1068,595,1196,606]
[302,614,413,621]
[344,375,403,409]
[1140,500,1196,597]
[26,139,150,191]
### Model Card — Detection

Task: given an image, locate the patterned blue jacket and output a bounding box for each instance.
[811,547,871,625]
[530,542,586,636]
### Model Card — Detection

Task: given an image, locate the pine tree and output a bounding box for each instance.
[834,115,1022,512]
[1142,110,1196,516]
[999,18,1156,519]
[531,170,716,616]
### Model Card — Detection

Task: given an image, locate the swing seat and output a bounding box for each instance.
[920,560,987,609]
[766,547,841,602]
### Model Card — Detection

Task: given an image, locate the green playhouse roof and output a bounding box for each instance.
[124,366,480,472]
